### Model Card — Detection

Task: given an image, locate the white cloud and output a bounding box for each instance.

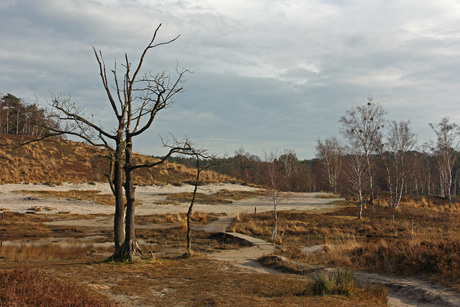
[1,0,460,158]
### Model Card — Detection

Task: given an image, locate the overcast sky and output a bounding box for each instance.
[1,0,460,159]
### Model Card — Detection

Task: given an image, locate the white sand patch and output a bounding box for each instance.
[0,182,341,216]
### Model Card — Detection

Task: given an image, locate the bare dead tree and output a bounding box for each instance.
[180,146,216,256]
[105,25,190,260]
[47,24,192,261]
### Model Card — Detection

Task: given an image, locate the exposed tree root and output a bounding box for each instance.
[109,240,145,262]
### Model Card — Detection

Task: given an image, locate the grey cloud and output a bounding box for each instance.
[1,0,460,159]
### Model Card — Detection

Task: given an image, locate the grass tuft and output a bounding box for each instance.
[307,269,357,297]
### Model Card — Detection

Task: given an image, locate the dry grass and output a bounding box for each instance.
[317,193,342,199]
[0,135,103,184]
[0,244,109,261]
[165,189,268,204]
[0,267,115,306]
[134,227,249,256]
[0,211,109,240]
[232,197,460,290]
[0,135,235,185]
[0,256,387,307]
[0,211,56,239]
[0,209,388,306]
[136,211,221,225]
[15,189,116,206]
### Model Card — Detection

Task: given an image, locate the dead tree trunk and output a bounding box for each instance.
[113,133,125,250]
[113,135,143,261]
[186,168,201,255]
[270,190,278,241]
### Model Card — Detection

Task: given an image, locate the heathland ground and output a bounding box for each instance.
[0,137,459,306]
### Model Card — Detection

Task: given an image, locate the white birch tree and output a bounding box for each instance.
[316,136,343,193]
[339,97,386,204]
[383,120,416,209]
[429,117,460,208]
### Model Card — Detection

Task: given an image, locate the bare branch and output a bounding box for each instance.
[50,93,116,143]
[93,47,120,118]
[130,67,189,137]
[130,24,181,85]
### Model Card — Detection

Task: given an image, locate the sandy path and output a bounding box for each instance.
[209,232,278,274]
[354,271,460,307]
[212,232,460,307]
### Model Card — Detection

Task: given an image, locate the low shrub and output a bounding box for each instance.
[352,239,460,282]
[0,267,114,306]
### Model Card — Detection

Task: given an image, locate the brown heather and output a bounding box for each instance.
[233,197,460,290]
[0,267,115,306]
[0,135,232,185]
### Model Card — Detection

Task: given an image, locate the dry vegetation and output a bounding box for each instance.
[164,188,268,204]
[0,135,232,185]
[16,189,117,206]
[0,256,389,307]
[0,211,63,239]
[0,209,389,306]
[2,135,454,305]
[0,267,114,307]
[0,210,219,241]
[232,196,460,291]
[0,187,388,306]
[14,188,268,210]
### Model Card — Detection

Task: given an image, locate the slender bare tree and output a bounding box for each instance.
[264,151,286,241]
[183,148,215,255]
[316,137,344,193]
[345,146,369,219]
[339,97,386,204]
[234,147,253,183]
[279,149,307,192]
[429,117,460,208]
[383,120,417,209]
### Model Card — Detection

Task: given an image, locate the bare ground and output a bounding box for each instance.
[1,183,459,307]
[206,220,460,307]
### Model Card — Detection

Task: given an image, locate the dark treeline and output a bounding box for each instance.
[168,148,318,192]
[0,93,58,137]
[169,99,460,215]
[169,147,459,200]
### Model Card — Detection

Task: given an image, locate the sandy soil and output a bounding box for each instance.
[0,182,340,217]
[2,183,458,307]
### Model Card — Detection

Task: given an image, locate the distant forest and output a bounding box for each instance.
[167,149,316,192]
[0,93,58,137]
[168,101,460,209]
[170,144,460,202]
[3,93,460,206]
